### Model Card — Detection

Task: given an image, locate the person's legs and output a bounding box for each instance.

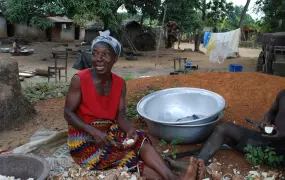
[142,165,162,180]
[181,157,198,180]
[196,122,244,163]
[139,141,178,180]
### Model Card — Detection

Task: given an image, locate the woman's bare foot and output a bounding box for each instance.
[197,159,206,180]
[181,157,198,180]
[165,157,188,171]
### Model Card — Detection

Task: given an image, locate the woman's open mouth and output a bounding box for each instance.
[96,66,104,71]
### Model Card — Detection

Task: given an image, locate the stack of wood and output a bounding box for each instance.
[256,32,285,77]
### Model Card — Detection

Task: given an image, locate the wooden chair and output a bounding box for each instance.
[48,51,68,83]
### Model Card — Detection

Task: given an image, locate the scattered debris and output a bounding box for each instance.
[212,171,223,180]
[47,164,145,180]
[249,171,260,177]
[261,172,268,178]
[222,173,233,180]
[163,149,169,154]
[0,175,34,180]
[233,169,240,175]
[207,162,222,173]
[268,171,280,179]
[232,174,244,180]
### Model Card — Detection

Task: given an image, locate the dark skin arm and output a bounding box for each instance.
[116,80,134,138]
[261,90,284,127]
[64,75,114,146]
[262,125,285,141]
[262,90,285,141]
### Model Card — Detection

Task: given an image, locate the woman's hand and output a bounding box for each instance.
[87,126,116,147]
[261,113,273,128]
[124,129,139,149]
[262,126,285,141]
[260,118,272,128]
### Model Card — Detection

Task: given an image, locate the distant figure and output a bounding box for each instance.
[13,39,21,53]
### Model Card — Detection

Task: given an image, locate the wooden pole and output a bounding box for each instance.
[155,4,167,66]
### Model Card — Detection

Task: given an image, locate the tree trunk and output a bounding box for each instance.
[194,34,201,51]
[140,12,145,25]
[239,0,251,27]
[202,0,207,22]
[0,59,35,131]
[103,16,110,30]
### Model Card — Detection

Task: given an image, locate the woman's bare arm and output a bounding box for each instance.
[64,75,99,134]
[116,81,132,134]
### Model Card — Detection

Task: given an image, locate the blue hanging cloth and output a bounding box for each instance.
[203,32,212,48]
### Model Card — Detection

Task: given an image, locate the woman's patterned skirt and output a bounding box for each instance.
[67,120,151,175]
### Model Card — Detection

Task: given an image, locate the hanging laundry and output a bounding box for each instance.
[206,28,241,64]
[203,32,212,48]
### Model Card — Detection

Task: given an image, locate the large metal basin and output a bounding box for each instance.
[0,153,50,180]
[137,87,225,125]
[144,113,223,144]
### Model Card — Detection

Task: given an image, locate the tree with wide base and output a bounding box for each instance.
[0,59,35,131]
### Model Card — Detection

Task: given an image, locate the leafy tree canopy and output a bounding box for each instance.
[1,0,162,31]
[205,0,234,32]
[163,0,203,33]
[255,0,285,32]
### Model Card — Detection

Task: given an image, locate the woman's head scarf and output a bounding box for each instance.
[91,30,121,56]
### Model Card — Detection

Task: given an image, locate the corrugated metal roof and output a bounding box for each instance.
[47,16,73,23]
[86,21,104,30]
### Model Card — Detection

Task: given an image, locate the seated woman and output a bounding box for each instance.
[13,39,21,53]
[64,30,205,180]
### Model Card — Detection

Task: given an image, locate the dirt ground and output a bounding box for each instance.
[2,41,284,178]
[1,72,285,178]
[0,41,260,86]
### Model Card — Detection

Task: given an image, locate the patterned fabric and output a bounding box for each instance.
[67,120,150,175]
[91,30,121,56]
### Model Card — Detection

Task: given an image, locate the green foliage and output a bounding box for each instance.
[220,5,256,32]
[255,0,285,32]
[125,0,161,21]
[159,139,167,146]
[24,83,69,102]
[29,16,55,30]
[3,0,68,29]
[170,137,184,145]
[206,0,234,32]
[121,73,134,81]
[164,0,203,33]
[126,86,162,120]
[2,0,161,32]
[159,137,184,159]
[244,145,284,167]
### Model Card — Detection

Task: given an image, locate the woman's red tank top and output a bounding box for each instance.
[75,68,124,124]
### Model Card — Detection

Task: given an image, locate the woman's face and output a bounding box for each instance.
[92,43,117,75]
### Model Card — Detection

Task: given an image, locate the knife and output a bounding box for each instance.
[245,118,262,127]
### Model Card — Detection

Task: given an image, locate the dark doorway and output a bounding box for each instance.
[6,22,15,37]
[46,28,52,41]
[75,25,80,40]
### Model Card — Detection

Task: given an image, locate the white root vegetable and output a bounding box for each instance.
[265,126,274,134]
[123,139,135,145]
[0,175,34,180]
